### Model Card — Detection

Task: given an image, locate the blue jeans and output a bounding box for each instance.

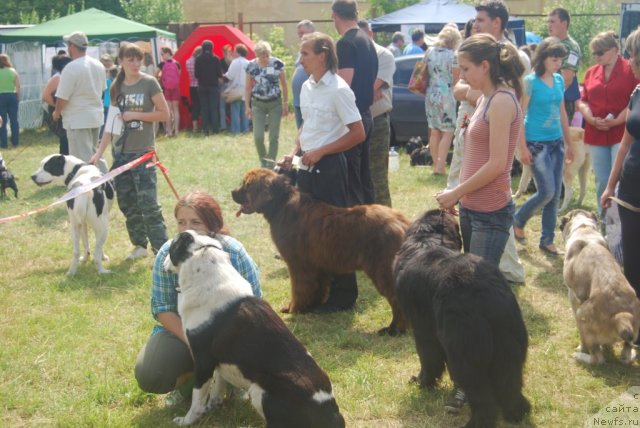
[0,92,19,147]
[590,143,620,214]
[514,139,564,247]
[459,200,515,267]
[229,100,250,134]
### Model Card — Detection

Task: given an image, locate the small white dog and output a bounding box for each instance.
[514,127,591,212]
[31,154,114,275]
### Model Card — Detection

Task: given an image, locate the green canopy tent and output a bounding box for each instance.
[0,8,176,129]
[0,8,175,43]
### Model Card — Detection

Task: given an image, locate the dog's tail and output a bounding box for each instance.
[614,312,638,343]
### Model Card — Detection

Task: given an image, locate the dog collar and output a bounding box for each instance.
[64,163,88,186]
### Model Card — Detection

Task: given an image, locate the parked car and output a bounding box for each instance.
[390,54,428,146]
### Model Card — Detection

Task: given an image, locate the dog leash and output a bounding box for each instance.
[149,150,180,201]
[1,144,28,166]
[607,196,640,213]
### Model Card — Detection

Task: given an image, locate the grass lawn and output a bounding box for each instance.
[0,118,638,427]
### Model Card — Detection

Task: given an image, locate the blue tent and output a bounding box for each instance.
[370,0,526,46]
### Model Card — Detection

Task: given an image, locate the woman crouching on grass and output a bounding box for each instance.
[91,42,169,260]
[135,191,262,407]
[436,33,524,266]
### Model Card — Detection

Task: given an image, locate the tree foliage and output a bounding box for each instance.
[256,25,295,78]
[119,0,183,25]
[0,0,126,24]
[366,0,421,18]
[525,0,618,70]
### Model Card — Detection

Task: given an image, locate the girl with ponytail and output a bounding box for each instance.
[91,42,171,259]
[436,33,523,267]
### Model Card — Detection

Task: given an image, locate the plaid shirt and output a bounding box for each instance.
[150,234,262,335]
[186,57,198,87]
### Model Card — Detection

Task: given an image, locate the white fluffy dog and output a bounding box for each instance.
[31,154,114,275]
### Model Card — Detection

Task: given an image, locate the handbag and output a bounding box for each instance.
[408,55,429,96]
[223,84,243,103]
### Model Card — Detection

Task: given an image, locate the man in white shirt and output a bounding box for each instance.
[279,32,365,314]
[53,31,107,173]
[358,19,396,207]
[281,31,364,208]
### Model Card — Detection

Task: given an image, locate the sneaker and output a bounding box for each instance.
[164,389,185,408]
[126,246,148,260]
[444,389,467,413]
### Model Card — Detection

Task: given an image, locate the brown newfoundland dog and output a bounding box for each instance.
[394,210,530,427]
[231,168,411,336]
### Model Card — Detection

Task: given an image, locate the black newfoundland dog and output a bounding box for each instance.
[394,210,530,428]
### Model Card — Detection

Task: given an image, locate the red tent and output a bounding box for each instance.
[173,25,255,129]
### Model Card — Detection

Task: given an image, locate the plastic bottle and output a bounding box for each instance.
[388,146,400,171]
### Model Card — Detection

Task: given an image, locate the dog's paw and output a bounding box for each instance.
[574,351,601,365]
[280,304,291,313]
[410,374,436,389]
[67,266,78,276]
[205,395,223,411]
[620,348,636,365]
[173,415,197,426]
[377,325,403,336]
[172,416,188,426]
[98,268,112,274]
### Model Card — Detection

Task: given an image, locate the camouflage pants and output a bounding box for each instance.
[369,113,392,207]
[112,151,168,253]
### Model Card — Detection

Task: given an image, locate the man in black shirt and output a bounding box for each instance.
[194,40,223,135]
[332,0,377,206]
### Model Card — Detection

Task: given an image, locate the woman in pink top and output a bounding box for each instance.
[436,34,524,266]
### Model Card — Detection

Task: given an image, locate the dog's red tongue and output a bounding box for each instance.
[235,208,243,218]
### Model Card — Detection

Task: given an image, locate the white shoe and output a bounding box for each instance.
[126,246,148,260]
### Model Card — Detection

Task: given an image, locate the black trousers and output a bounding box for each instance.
[198,85,220,134]
[297,152,349,208]
[619,204,640,296]
[297,152,358,310]
[344,109,375,205]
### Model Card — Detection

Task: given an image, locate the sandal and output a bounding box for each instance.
[513,227,527,243]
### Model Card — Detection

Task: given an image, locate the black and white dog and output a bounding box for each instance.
[0,153,18,198]
[164,231,345,428]
[31,154,114,275]
[394,210,530,428]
